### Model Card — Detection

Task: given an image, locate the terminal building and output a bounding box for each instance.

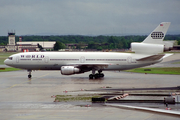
[0,32,55,52]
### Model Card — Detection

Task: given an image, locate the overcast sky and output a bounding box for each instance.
[0,0,179,36]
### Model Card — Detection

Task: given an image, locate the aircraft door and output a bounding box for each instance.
[44,56,49,63]
[16,56,19,63]
[80,56,85,63]
[127,57,132,64]
[127,57,136,63]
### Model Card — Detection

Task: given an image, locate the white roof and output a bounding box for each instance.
[16,41,56,48]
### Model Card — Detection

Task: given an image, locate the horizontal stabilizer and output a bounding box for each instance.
[137,54,164,61]
[162,53,173,59]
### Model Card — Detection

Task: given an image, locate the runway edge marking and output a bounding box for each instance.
[105,103,180,116]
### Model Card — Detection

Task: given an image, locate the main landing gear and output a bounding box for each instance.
[89,70,104,79]
[28,70,32,78]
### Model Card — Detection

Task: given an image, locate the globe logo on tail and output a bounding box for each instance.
[151,32,164,39]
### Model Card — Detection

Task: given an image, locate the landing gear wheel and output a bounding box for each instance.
[28,75,32,78]
[100,73,104,77]
[27,70,32,78]
[95,73,99,79]
[89,74,93,79]
[89,72,104,79]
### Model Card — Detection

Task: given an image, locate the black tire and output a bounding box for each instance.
[89,74,93,79]
[100,73,104,77]
[28,75,32,78]
[95,73,99,79]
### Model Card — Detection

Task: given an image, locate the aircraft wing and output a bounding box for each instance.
[67,63,109,70]
[137,54,165,61]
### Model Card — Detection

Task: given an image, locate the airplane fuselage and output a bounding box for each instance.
[4,52,161,71]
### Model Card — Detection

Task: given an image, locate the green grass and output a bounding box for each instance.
[173,61,180,64]
[0,52,21,72]
[55,95,101,102]
[0,52,18,65]
[125,67,180,75]
[0,67,21,72]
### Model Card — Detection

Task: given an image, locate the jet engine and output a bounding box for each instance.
[131,42,172,54]
[164,46,173,52]
[61,66,80,75]
[163,41,174,52]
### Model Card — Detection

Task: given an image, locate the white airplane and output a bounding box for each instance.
[4,22,172,79]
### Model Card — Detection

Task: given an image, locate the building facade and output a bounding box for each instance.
[0,32,56,52]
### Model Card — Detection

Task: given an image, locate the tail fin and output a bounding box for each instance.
[142,22,171,44]
[131,22,171,54]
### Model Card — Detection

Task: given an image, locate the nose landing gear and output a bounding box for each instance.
[27,70,32,78]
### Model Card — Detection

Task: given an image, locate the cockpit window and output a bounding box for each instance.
[8,57,13,60]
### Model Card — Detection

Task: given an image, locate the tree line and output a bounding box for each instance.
[0,35,180,50]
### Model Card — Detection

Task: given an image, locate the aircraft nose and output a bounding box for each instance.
[4,59,8,65]
[4,59,11,66]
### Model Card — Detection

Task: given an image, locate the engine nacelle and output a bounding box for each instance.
[61,66,80,75]
[164,47,173,52]
[163,41,174,52]
[131,42,164,54]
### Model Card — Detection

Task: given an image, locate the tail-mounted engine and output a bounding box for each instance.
[131,42,172,54]
[61,66,81,75]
